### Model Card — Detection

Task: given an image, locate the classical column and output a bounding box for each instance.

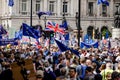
[43,0,48,11]
[110,0,114,17]
[81,0,87,17]
[15,0,20,15]
[70,0,74,16]
[97,2,100,17]
[57,0,61,16]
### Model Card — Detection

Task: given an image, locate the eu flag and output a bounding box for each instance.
[8,0,14,7]
[55,39,80,57]
[15,31,23,40]
[55,39,69,52]
[69,48,80,57]
[37,11,52,19]
[22,23,40,39]
[105,31,109,39]
[83,34,89,43]
[97,0,109,6]
[64,32,69,41]
[60,19,68,30]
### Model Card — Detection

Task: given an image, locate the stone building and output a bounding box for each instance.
[0,0,120,38]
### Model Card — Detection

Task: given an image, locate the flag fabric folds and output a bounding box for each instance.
[60,19,68,30]
[55,39,69,52]
[97,0,109,6]
[0,36,2,39]
[83,34,89,43]
[64,32,69,41]
[0,25,7,35]
[15,31,23,40]
[105,31,109,39]
[8,0,14,7]
[37,11,52,19]
[69,48,80,57]
[108,40,111,49]
[22,23,40,39]
[55,39,80,57]
[80,41,99,48]
[47,22,65,34]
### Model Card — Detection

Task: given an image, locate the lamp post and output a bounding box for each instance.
[114,3,120,28]
[63,0,65,16]
[75,12,78,29]
[77,0,81,47]
[62,0,66,26]
[44,16,47,28]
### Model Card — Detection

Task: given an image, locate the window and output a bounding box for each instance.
[21,0,27,15]
[49,1,55,14]
[115,3,120,15]
[36,0,41,12]
[88,2,94,16]
[63,2,68,14]
[102,4,107,17]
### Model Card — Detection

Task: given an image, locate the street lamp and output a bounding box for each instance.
[75,12,78,28]
[114,3,120,28]
[62,0,66,27]
[44,16,47,28]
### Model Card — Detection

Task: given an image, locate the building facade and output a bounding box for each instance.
[0,0,120,38]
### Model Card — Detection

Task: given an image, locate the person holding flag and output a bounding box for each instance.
[37,11,52,19]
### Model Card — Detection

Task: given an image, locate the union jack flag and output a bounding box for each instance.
[47,22,65,35]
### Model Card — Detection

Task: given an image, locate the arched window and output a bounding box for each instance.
[87,26,94,38]
[101,26,111,38]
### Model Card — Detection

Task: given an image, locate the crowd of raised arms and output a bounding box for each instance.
[0,38,120,80]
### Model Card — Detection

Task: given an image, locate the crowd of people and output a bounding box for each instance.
[0,38,120,80]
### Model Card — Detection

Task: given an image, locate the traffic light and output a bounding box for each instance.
[50,31,54,37]
[43,30,54,38]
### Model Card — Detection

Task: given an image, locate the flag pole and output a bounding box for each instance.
[78,0,81,47]
[29,0,32,43]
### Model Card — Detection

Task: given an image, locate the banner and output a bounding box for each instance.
[80,41,99,48]
[0,38,18,46]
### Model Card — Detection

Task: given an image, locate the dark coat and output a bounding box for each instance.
[0,69,14,80]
